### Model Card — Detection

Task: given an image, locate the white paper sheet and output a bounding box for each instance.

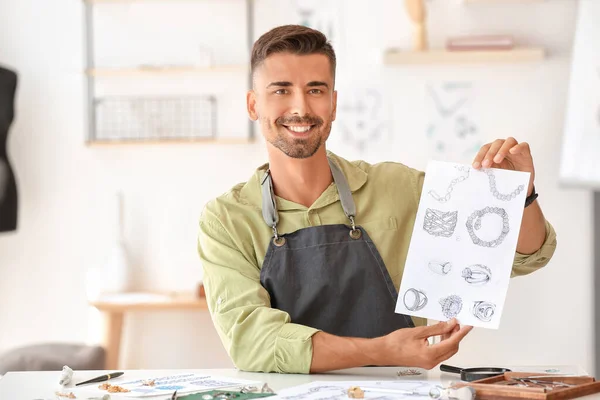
[270,380,444,400]
[69,373,262,398]
[396,160,530,329]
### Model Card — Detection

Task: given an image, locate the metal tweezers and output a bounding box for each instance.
[171,390,178,400]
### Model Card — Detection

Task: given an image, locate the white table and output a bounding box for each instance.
[0,366,596,400]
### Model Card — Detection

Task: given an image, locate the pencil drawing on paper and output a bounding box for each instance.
[465,207,510,247]
[485,169,525,201]
[337,88,388,153]
[424,209,458,238]
[403,288,428,311]
[429,166,471,203]
[472,301,496,322]
[439,295,463,319]
[461,264,492,285]
[428,261,452,275]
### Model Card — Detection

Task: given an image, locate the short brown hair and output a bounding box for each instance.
[250,25,336,82]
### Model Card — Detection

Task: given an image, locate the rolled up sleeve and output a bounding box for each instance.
[198,212,319,374]
[511,219,557,277]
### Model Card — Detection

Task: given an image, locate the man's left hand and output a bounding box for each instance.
[472,137,535,196]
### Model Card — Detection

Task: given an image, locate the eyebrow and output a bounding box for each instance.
[266,81,329,89]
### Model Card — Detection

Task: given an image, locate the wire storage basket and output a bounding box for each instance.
[94,95,217,142]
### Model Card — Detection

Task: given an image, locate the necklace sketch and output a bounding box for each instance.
[428,261,452,275]
[462,264,492,285]
[429,166,470,203]
[424,209,458,237]
[439,295,462,319]
[404,288,428,311]
[472,301,496,322]
[465,207,510,247]
[485,169,525,201]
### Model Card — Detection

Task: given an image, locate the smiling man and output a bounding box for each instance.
[197,25,557,374]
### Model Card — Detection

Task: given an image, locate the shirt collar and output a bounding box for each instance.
[240,151,368,211]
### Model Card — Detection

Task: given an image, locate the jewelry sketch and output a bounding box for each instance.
[439,295,463,319]
[472,301,496,322]
[465,207,510,247]
[429,166,470,202]
[461,264,492,285]
[485,169,525,201]
[425,82,480,159]
[424,209,458,238]
[336,88,389,154]
[428,261,452,275]
[403,288,428,311]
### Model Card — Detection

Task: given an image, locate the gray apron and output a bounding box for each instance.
[259,157,414,338]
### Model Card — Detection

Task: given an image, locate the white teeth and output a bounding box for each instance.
[287,126,311,133]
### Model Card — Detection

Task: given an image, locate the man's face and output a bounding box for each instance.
[247,52,337,159]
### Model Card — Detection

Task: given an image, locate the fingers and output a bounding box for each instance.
[473,137,523,168]
[417,319,458,338]
[492,137,518,165]
[429,325,473,357]
[509,141,531,156]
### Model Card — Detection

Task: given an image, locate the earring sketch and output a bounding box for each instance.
[429,166,470,203]
[465,207,509,247]
[472,301,496,322]
[424,209,458,237]
[403,288,428,311]
[439,295,463,319]
[485,169,525,201]
[462,264,492,285]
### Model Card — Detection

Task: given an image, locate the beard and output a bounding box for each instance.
[267,114,331,159]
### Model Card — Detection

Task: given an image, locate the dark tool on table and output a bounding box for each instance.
[440,364,511,382]
[75,371,125,386]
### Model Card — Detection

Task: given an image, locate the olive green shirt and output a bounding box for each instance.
[197,151,557,374]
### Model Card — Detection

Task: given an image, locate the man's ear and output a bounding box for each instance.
[332,90,338,121]
[247,90,258,121]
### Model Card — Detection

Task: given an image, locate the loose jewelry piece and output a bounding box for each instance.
[424,209,458,238]
[429,166,471,203]
[485,169,525,201]
[465,207,509,247]
[403,288,428,311]
[439,295,463,319]
[472,301,496,322]
[461,264,492,285]
[397,368,423,376]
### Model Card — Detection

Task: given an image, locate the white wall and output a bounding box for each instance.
[0,0,592,373]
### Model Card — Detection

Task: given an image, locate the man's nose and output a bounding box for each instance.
[288,92,310,116]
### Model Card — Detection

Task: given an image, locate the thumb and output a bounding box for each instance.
[417,319,458,338]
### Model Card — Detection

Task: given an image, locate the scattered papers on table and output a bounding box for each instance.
[396,161,530,328]
[269,380,444,400]
[70,373,262,398]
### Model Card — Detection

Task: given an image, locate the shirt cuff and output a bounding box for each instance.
[274,323,321,374]
[512,219,557,277]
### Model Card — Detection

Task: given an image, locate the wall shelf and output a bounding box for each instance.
[86,137,255,146]
[383,47,545,65]
[87,65,248,77]
[464,0,544,3]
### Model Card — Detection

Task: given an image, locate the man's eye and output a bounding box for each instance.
[274,89,288,95]
[309,89,322,94]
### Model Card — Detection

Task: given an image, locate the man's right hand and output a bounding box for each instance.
[377,319,473,369]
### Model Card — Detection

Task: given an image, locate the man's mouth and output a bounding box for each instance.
[282,125,314,135]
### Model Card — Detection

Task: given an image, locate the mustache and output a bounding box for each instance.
[276,115,323,126]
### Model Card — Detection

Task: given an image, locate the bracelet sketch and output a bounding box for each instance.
[424,209,458,238]
[472,301,496,322]
[403,288,428,311]
[465,207,509,247]
[429,166,471,203]
[462,264,492,285]
[485,169,525,201]
[429,261,452,275]
[439,295,463,319]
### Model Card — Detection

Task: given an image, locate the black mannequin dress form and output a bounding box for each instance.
[0,66,18,232]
